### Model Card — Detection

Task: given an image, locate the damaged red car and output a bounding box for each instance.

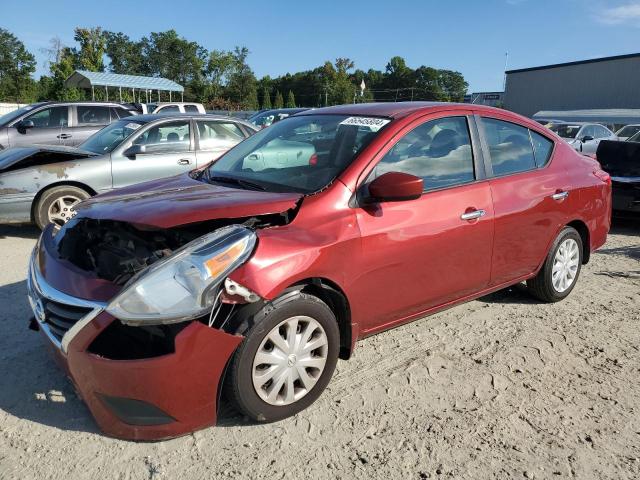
[27,103,611,440]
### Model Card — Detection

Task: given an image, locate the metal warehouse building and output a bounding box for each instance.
[504,53,640,118]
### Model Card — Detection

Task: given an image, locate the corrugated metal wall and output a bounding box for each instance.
[504,56,640,118]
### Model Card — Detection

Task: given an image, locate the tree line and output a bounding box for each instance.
[0,27,468,110]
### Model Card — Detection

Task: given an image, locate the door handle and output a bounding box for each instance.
[551,191,569,201]
[57,134,71,139]
[460,209,486,221]
[177,158,191,165]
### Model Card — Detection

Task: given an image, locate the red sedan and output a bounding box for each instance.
[27,103,611,440]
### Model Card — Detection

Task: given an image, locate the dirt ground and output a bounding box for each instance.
[0,220,638,480]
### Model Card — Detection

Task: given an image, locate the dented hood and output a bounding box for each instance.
[0,145,96,171]
[75,173,303,228]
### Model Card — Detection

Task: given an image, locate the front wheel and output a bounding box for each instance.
[225,292,339,422]
[527,226,583,302]
[34,185,90,230]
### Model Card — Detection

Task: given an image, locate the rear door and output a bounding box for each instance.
[8,105,70,147]
[194,119,248,166]
[111,119,196,188]
[70,105,113,146]
[353,112,494,329]
[477,114,570,285]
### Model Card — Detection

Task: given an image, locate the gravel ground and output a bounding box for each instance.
[0,220,638,480]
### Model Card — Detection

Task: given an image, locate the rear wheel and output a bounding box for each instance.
[226,292,339,422]
[527,226,583,302]
[35,186,90,230]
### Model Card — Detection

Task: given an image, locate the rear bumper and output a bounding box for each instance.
[27,243,243,441]
[0,193,33,223]
[612,178,640,213]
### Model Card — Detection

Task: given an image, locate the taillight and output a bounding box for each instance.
[309,153,318,166]
[593,169,611,184]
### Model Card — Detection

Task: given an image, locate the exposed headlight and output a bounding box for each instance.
[106,225,256,325]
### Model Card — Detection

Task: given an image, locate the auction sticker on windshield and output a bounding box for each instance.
[340,117,390,131]
[124,122,142,130]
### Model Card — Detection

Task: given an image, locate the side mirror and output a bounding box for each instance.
[581,135,594,142]
[17,120,34,131]
[367,172,423,203]
[123,144,146,158]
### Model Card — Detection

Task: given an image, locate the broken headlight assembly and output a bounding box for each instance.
[106,225,256,325]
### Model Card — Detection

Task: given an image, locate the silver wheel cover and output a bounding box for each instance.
[47,195,81,227]
[552,238,580,293]
[252,315,328,406]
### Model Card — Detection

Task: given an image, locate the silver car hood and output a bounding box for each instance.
[0,145,97,172]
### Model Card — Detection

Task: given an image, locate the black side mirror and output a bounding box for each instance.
[123,144,146,158]
[581,135,594,142]
[17,120,34,132]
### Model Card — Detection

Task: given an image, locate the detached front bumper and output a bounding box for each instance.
[27,246,243,441]
[612,177,640,214]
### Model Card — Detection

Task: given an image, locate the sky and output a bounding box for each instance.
[3,0,640,93]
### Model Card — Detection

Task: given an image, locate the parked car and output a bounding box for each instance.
[140,102,206,114]
[0,114,257,228]
[597,137,640,215]
[0,101,137,150]
[548,122,617,154]
[614,124,640,141]
[27,103,611,440]
[248,108,310,129]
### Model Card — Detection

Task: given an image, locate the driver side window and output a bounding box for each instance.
[373,116,475,191]
[133,121,191,153]
[25,106,68,128]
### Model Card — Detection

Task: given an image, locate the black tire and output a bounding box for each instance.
[527,226,583,302]
[226,291,340,422]
[34,185,90,230]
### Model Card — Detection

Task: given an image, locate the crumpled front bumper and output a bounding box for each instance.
[27,241,243,441]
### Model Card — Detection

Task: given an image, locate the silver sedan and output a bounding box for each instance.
[0,114,257,228]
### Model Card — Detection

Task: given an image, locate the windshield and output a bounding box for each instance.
[206,114,390,193]
[80,120,146,154]
[617,125,640,138]
[549,124,581,139]
[0,104,42,126]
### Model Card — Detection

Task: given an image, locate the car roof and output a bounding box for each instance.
[32,101,134,107]
[119,113,257,129]
[295,102,511,119]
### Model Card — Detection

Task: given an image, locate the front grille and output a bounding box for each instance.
[41,299,93,342]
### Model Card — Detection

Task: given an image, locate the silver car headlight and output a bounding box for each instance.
[106,225,256,325]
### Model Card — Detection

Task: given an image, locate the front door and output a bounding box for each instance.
[8,105,71,147]
[111,119,196,188]
[353,114,494,331]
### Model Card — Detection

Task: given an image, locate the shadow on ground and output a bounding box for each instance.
[0,279,99,435]
[0,224,39,240]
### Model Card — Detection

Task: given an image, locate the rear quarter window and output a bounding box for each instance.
[530,131,554,167]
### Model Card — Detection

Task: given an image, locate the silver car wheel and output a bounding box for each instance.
[47,195,81,227]
[252,315,328,406]
[551,238,580,293]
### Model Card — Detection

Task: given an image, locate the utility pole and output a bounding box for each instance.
[503,52,509,92]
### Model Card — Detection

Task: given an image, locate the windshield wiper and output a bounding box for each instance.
[208,175,266,191]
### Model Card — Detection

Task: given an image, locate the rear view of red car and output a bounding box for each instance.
[27,102,611,440]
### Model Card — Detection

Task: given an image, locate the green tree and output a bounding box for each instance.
[285,90,296,108]
[0,28,37,102]
[261,86,272,109]
[226,46,258,109]
[437,70,468,102]
[273,90,283,108]
[104,31,145,74]
[205,49,235,101]
[73,27,106,71]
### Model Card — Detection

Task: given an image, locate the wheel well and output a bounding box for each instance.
[30,181,97,222]
[294,278,353,360]
[567,220,590,264]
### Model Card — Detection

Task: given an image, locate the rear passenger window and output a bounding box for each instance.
[112,107,132,119]
[530,131,554,167]
[482,118,536,176]
[374,116,475,191]
[184,105,200,113]
[77,106,111,125]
